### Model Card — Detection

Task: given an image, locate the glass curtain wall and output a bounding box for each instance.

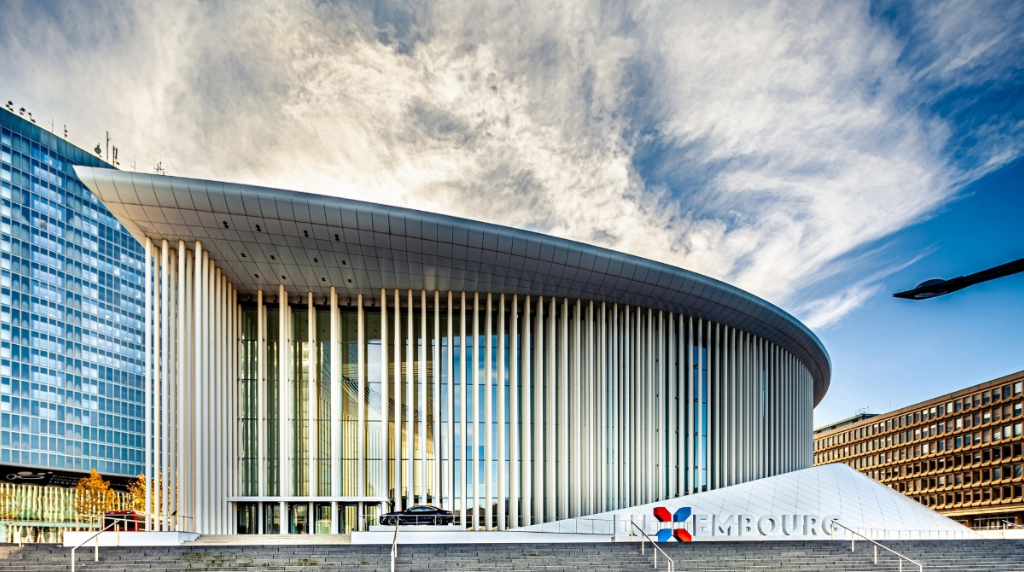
[265,307,280,497]
[290,308,309,496]
[339,309,358,496]
[315,309,332,497]
[364,311,383,525]
[233,294,804,531]
[239,308,259,496]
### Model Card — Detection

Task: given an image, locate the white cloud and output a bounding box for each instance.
[1,0,1020,328]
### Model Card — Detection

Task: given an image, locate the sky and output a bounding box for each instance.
[1,0,1022,426]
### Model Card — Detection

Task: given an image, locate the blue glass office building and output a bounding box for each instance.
[0,107,144,480]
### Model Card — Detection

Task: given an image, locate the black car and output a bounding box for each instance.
[379,505,454,526]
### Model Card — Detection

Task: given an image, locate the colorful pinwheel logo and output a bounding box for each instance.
[654,506,692,542]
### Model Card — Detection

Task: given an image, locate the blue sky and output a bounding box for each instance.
[814,156,1024,424]
[1,1,1021,426]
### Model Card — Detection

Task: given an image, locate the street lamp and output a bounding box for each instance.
[893,256,1024,300]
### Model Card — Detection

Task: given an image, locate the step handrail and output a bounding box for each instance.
[69,518,120,572]
[629,520,674,572]
[390,520,400,572]
[830,520,922,572]
[1000,519,1023,529]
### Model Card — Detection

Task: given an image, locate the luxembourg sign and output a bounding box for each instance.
[654,506,840,541]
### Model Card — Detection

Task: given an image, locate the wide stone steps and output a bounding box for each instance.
[1,540,1022,571]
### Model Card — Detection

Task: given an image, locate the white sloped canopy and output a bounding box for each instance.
[520,464,969,539]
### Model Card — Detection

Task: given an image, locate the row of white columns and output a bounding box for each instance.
[144,239,239,534]
[143,263,815,533]
[368,291,814,528]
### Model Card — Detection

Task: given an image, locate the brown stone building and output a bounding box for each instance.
[813,370,1024,529]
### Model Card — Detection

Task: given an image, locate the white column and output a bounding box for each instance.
[546,296,556,521]
[176,242,188,530]
[379,290,389,511]
[207,267,215,533]
[585,301,594,514]
[201,251,211,532]
[231,287,239,530]
[183,250,193,530]
[257,290,266,497]
[170,249,179,529]
[598,302,607,512]
[648,308,655,502]
[655,310,663,500]
[485,293,493,529]
[212,269,220,532]
[623,306,631,505]
[153,246,163,529]
[713,325,720,488]
[558,298,569,519]
[459,292,467,527]
[144,237,153,531]
[330,288,341,499]
[571,299,581,517]
[306,293,316,501]
[508,294,518,528]
[432,291,440,508]
[667,313,676,498]
[406,290,414,508]
[533,297,543,522]
[191,244,202,531]
[520,296,531,526]
[497,294,506,529]
[731,328,739,486]
[199,257,208,533]
[713,322,720,489]
[393,289,402,511]
[611,305,619,509]
[472,292,480,529]
[357,293,365,516]
[419,290,427,505]
[278,284,288,532]
[445,292,454,511]
[216,269,225,533]
[160,240,170,530]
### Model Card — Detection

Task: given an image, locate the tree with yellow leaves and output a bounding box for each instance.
[127,472,173,515]
[74,469,118,519]
[0,490,18,520]
[126,473,147,512]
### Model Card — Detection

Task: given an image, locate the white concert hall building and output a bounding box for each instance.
[76,167,831,536]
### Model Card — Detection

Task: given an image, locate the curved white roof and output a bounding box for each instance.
[76,167,831,403]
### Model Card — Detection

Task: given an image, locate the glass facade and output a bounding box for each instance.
[233,297,803,532]
[0,108,144,478]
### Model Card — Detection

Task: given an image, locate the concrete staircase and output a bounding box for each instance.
[1,539,1023,571]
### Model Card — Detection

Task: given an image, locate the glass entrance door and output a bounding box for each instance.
[288,503,309,534]
[314,503,332,534]
[264,503,280,534]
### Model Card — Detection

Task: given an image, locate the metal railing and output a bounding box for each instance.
[629,520,673,572]
[830,521,922,572]
[69,519,120,572]
[390,521,400,572]
[1000,520,1023,529]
